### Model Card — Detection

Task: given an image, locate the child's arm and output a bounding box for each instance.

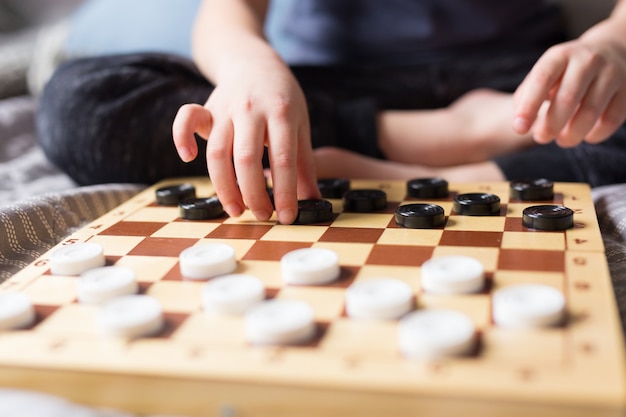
[173,0,320,225]
[513,0,626,147]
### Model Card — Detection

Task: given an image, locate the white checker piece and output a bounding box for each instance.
[245,299,316,345]
[78,266,138,304]
[281,247,340,285]
[50,242,106,276]
[202,274,265,315]
[398,309,476,359]
[345,278,414,320]
[0,292,35,331]
[421,255,485,294]
[492,284,566,328]
[179,243,237,280]
[98,295,163,338]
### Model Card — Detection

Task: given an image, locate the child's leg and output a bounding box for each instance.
[37,53,213,185]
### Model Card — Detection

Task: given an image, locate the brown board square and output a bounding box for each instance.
[439,231,503,247]
[504,217,526,232]
[99,221,168,237]
[498,249,565,272]
[366,245,434,267]
[207,224,274,240]
[242,240,313,261]
[128,237,199,257]
[318,227,384,244]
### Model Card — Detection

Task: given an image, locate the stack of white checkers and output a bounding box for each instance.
[0,242,567,360]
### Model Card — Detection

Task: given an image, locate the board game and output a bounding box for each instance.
[0,177,625,417]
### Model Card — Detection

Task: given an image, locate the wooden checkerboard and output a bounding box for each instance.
[0,178,624,417]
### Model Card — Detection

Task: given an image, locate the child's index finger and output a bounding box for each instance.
[172,104,213,162]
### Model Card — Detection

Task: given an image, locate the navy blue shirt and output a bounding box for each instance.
[266,0,565,65]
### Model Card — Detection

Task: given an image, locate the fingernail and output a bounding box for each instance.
[252,210,272,222]
[513,117,529,133]
[178,146,192,162]
[226,204,243,218]
[278,209,297,225]
[533,133,552,144]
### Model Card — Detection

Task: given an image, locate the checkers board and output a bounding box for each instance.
[0,177,625,417]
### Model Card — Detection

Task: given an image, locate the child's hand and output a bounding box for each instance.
[172,59,320,224]
[513,38,626,147]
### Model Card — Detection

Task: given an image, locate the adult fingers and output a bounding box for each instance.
[172,104,213,162]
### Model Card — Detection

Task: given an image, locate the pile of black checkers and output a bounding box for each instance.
[155,177,574,231]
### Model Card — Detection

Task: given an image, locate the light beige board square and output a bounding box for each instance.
[261,225,328,242]
[277,286,346,321]
[194,238,256,261]
[151,222,221,239]
[23,275,77,305]
[444,215,506,232]
[311,242,374,266]
[87,235,145,256]
[173,312,246,348]
[501,231,566,251]
[320,318,399,357]
[145,281,203,313]
[506,203,529,218]
[417,294,491,328]
[492,270,564,292]
[113,255,179,282]
[123,206,180,223]
[35,304,100,337]
[377,228,443,247]
[353,265,421,293]
[331,213,392,229]
[431,246,500,271]
[237,260,282,288]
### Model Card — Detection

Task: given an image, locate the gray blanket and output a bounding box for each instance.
[0,95,144,279]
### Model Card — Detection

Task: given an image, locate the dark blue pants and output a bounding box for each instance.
[37,51,626,187]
